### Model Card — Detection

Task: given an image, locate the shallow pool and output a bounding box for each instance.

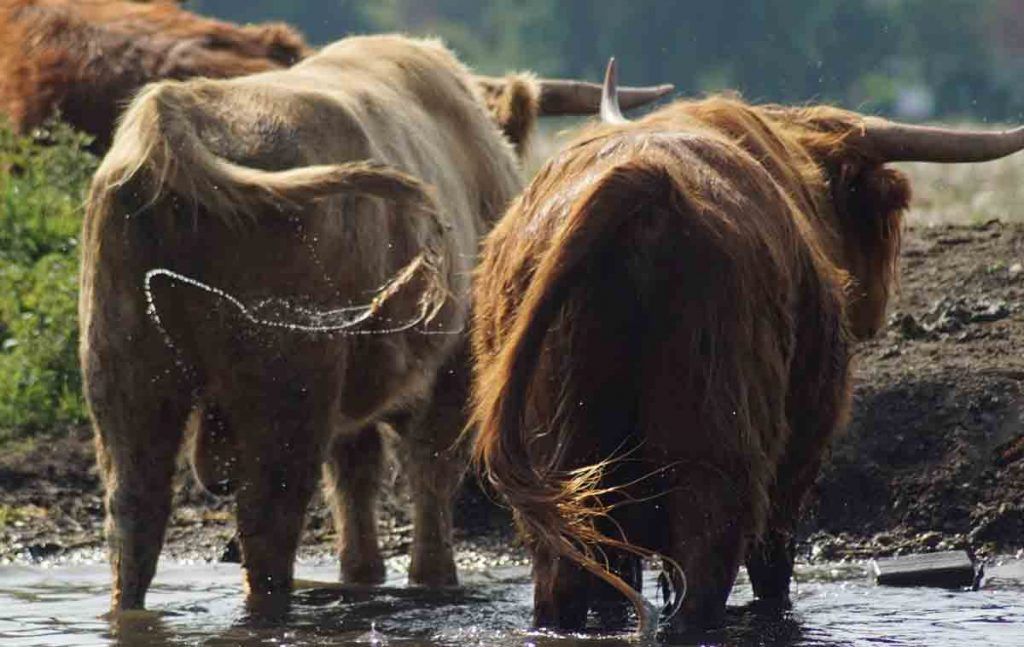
[1,556,1022,646]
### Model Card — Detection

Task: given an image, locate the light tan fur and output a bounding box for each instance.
[81,34,535,614]
[475,73,542,156]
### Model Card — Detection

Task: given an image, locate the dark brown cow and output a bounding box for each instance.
[81,37,669,616]
[471,61,1024,635]
[0,0,312,149]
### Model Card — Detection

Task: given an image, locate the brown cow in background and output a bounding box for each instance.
[0,0,312,150]
[471,61,1024,636]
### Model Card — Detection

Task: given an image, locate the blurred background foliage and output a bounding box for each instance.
[193,0,1024,122]
[0,122,95,443]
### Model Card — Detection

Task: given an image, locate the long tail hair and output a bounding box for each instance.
[83,79,450,325]
[472,157,691,634]
[89,81,436,227]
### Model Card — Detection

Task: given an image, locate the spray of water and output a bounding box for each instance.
[143,252,462,337]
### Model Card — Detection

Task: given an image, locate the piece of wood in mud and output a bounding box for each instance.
[871,550,976,588]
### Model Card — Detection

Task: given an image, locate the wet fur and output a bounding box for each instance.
[81,34,535,613]
[471,96,909,633]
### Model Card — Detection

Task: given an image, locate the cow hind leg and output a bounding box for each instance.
[396,411,464,588]
[661,483,748,636]
[92,380,191,611]
[746,528,795,605]
[531,543,591,631]
[393,354,469,588]
[225,386,328,617]
[748,308,851,605]
[323,424,386,584]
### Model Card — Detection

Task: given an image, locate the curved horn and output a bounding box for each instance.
[601,58,627,124]
[859,117,1024,163]
[536,76,672,117]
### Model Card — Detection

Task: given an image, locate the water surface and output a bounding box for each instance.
[2,556,1022,646]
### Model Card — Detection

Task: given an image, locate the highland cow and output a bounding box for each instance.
[471,60,1024,635]
[0,0,312,150]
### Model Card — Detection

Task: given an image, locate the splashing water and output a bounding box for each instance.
[2,558,1023,646]
[359,621,387,645]
[143,263,463,338]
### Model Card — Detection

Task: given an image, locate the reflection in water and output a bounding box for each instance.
[1,559,1022,646]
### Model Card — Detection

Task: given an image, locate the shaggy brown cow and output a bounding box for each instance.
[471,61,1024,635]
[0,0,312,150]
[80,36,669,614]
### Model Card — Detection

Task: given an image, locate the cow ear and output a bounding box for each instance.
[474,74,541,158]
[856,165,912,218]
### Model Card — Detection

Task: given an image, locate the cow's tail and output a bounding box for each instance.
[84,79,449,328]
[472,159,687,635]
[91,81,436,227]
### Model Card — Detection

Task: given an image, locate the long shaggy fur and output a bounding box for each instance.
[471,96,910,633]
[95,81,439,227]
[0,0,312,149]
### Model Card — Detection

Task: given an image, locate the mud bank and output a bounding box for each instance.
[1,223,1023,565]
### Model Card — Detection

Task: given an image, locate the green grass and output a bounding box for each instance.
[0,122,97,444]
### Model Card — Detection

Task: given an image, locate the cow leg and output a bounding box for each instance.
[91,374,191,611]
[394,351,469,588]
[531,543,591,631]
[661,479,748,636]
[746,528,795,604]
[395,410,464,588]
[588,550,643,628]
[227,383,328,617]
[748,314,851,605]
[323,424,386,584]
[746,414,838,605]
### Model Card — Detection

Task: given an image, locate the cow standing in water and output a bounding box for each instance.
[81,36,670,614]
[0,0,312,150]
[471,61,1024,635]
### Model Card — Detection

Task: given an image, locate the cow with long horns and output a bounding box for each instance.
[80,38,670,614]
[471,59,1024,635]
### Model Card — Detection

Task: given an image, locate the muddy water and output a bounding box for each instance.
[1,555,1022,646]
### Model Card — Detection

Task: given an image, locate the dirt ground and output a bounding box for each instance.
[807,219,1024,561]
[2,222,1023,566]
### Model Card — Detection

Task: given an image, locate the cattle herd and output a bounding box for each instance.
[4,0,1024,638]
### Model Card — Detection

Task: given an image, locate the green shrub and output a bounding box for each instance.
[0,121,96,443]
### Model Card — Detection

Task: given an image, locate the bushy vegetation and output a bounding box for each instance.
[0,122,96,444]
